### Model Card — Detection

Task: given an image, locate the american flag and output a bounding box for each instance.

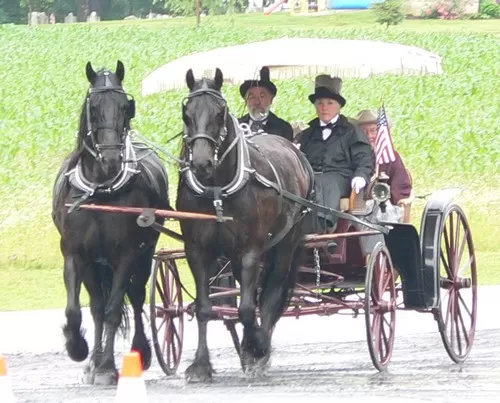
[375,104,396,164]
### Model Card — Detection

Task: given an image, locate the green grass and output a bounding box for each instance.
[0,11,499,311]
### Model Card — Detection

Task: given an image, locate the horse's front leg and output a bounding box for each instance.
[62,253,89,363]
[185,245,216,383]
[239,249,268,373]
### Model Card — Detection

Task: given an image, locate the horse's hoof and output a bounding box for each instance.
[81,369,95,385]
[185,362,213,383]
[131,335,152,371]
[64,326,89,362]
[93,370,118,386]
[240,350,256,374]
[254,354,271,377]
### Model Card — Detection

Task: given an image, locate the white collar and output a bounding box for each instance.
[320,115,339,127]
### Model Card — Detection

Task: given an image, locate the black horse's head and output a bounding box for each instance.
[183,68,227,182]
[82,60,135,178]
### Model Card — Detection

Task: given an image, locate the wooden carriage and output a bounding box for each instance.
[145,171,477,374]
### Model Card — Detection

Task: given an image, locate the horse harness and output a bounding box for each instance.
[65,71,147,212]
[180,88,389,255]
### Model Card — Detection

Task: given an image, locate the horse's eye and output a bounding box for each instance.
[216,111,225,125]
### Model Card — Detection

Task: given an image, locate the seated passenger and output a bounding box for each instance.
[297,75,374,233]
[238,67,293,141]
[355,109,412,207]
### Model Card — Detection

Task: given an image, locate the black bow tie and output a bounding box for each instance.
[321,122,334,130]
[251,120,265,133]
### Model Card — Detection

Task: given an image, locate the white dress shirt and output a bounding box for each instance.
[320,115,339,141]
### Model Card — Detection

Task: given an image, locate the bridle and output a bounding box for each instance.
[182,87,228,165]
[84,71,135,161]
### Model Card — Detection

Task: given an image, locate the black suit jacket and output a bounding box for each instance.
[239,112,294,142]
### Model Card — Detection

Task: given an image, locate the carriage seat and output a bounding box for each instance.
[340,168,414,219]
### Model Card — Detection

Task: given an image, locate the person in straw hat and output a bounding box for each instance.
[355,109,412,207]
[296,75,374,233]
[238,67,293,141]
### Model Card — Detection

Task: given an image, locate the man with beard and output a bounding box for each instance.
[238,67,294,141]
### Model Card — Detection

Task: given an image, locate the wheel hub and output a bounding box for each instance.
[376,300,395,314]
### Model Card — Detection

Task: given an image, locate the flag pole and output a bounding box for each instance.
[375,98,383,179]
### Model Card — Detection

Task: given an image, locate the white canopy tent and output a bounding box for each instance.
[141,37,443,96]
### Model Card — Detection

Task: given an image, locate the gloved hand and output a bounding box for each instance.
[351,177,367,194]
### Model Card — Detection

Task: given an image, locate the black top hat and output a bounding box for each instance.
[308,75,346,107]
[239,67,277,99]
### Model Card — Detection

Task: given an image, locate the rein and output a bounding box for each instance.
[179,86,389,235]
[181,88,253,203]
[66,77,140,212]
[84,81,135,161]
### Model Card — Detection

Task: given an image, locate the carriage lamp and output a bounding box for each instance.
[371,172,391,213]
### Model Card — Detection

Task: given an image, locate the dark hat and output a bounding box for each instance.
[239,67,277,99]
[308,75,346,107]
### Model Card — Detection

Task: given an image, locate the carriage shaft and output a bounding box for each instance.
[65,203,233,221]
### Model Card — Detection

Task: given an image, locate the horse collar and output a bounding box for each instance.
[183,114,253,198]
[65,134,140,197]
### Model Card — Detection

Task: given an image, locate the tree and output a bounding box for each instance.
[372,0,405,29]
[0,0,22,23]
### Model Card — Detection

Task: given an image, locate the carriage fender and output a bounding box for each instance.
[417,187,464,310]
[383,223,428,309]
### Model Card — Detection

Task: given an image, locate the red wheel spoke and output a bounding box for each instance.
[453,298,463,355]
[443,223,452,272]
[157,316,167,332]
[376,254,385,297]
[458,292,472,318]
[453,214,462,271]
[156,280,166,305]
[365,244,396,371]
[372,314,381,350]
[458,256,473,278]
[151,258,184,376]
[456,231,468,274]
[457,303,470,346]
[382,269,392,294]
[448,214,455,268]
[381,319,389,348]
[440,249,452,279]
[449,290,456,351]
[443,289,452,329]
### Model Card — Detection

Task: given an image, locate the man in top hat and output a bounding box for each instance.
[297,75,374,232]
[355,109,412,207]
[239,67,294,141]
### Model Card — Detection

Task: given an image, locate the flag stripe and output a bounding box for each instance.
[375,105,396,165]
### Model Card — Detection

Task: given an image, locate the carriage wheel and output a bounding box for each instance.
[435,205,477,363]
[364,242,397,371]
[150,257,184,375]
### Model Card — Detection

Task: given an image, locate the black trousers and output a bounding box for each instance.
[306,171,351,234]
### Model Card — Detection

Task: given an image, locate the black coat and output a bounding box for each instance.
[239,112,294,142]
[297,115,374,183]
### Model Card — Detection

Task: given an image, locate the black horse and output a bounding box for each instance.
[52,61,170,385]
[177,68,313,382]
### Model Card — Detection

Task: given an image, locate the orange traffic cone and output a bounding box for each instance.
[115,352,148,402]
[0,355,16,403]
